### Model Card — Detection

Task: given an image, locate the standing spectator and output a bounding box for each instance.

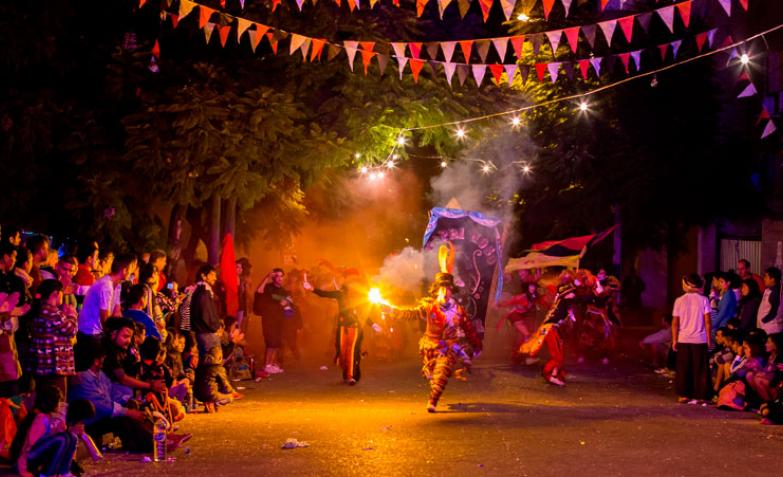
[254,269,289,374]
[2,226,22,248]
[190,265,222,356]
[122,284,162,341]
[28,280,78,396]
[737,278,762,333]
[54,255,78,310]
[757,267,782,338]
[12,248,34,306]
[737,259,765,292]
[672,273,713,404]
[712,272,738,342]
[26,235,51,290]
[149,250,167,292]
[236,258,252,333]
[138,263,165,338]
[74,244,100,304]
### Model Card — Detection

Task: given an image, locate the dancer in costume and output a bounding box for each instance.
[303,271,381,385]
[576,269,621,365]
[497,282,539,364]
[385,246,482,412]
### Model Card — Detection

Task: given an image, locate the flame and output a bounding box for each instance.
[368,287,388,305]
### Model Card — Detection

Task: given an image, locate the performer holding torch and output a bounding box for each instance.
[380,245,482,413]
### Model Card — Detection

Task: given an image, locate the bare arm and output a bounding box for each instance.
[704,313,712,348]
[671,316,679,351]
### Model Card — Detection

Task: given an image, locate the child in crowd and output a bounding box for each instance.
[165,330,194,411]
[139,337,185,423]
[712,328,737,394]
[11,385,66,477]
[195,346,239,413]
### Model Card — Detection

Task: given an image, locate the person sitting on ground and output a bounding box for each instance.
[711,328,737,394]
[10,385,65,477]
[747,333,783,411]
[195,346,239,413]
[122,284,162,341]
[640,314,673,374]
[165,330,194,411]
[139,337,186,423]
[102,317,165,405]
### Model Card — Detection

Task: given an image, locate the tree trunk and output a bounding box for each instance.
[208,195,222,266]
[223,197,237,237]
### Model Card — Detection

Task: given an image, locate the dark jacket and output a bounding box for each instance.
[738,295,761,331]
[190,284,221,334]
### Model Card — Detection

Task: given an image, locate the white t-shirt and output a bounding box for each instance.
[673,292,711,344]
[77,274,115,335]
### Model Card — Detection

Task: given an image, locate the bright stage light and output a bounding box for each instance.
[511,116,521,128]
[740,53,750,65]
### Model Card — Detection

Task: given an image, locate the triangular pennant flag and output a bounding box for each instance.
[671,39,682,59]
[444,63,457,86]
[459,40,473,62]
[492,38,508,62]
[630,49,642,70]
[489,64,504,85]
[437,0,453,18]
[391,42,407,59]
[618,16,635,43]
[199,5,214,29]
[179,0,196,19]
[510,36,525,59]
[397,56,409,79]
[348,0,357,12]
[360,50,376,74]
[499,0,515,20]
[762,120,777,139]
[151,39,160,58]
[327,44,340,61]
[416,0,427,16]
[598,20,617,46]
[582,25,598,48]
[637,12,653,32]
[546,30,562,54]
[457,0,471,18]
[547,62,560,83]
[563,27,580,53]
[426,43,439,60]
[578,59,590,79]
[344,40,359,71]
[203,22,215,43]
[441,42,457,63]
[561,0,573,15]
[723,35,734,47]
[299,39,311,61]
[589,57,602,76]
[504,64,517,86]
[310,38,326,61]
[377,54,389,75]
[457,65,469,86]
[271,0,281,11]
[738,83,757,98]
[169,13,180,28]
[217,24,231,48]
[717,0,731,16]
[409,42,423,59]
[542,0,556,19]
[738,70,750,81]
[478,0,493,22]
[657,5,675,33]
[677,1,692,29]
[563,62,574,80]
[236,18,252,41]
[600,0,610,11]
[535,63,547,82]
[476,41,491,63]
[695,32,708,52]
[759,106,771,122]
[239,0,245,7]
[658,43,669,61]
[219,0,225,7]
[290,34,307,56]
[410,59,426,82]
[472,64,487,86]
[369,0,379,8]
[618,52,630,73]
[738,0,748,11]
[707,28,718,48]
[531,35,542,55]
[360,41,376,53]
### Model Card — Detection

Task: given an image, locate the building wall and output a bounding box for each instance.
[762,219,783,270]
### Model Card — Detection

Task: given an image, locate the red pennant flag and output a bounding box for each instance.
[695,32,708,52]
[658,43,668,61]
[578,59,590,79]
[267,33,279,54]
[140,0,147,7]
[393,0,400,5]
[535,63,547,82]
[360,50,376,74]
[738,71,751,82]
[489,64,504,85]
[738,0,748,11]
[220,0,226,7]
[199,6,214,29]
[416,0,427,16]
[272,0,281,11]
[410,59,425,82]
[170,13,179,28]
[722,35,734,47]
[677,1,692,28]
[219,234,239,317]
[542,0,556,19]
[360,41,376,52]
[478,0,493,21]
[564,27,580,53]
[310,38,326,61]
[618,16,635,43]
[409,42,423,59]
[600,0,610,11]
[151,39,160,58]
[217,25,231,48]
[459,40,473,62]
[618,52,631,73]
[510,36,525,59]
[759,107,771,122]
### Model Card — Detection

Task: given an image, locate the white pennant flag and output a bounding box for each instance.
[444,62,457,86]
[598,20,617,46]
[472,64,487,87]
[344,41,359,71]
[737,83,757,98]
[547,62,560,83]
[504,64,517,86]
[441,42,457,63]
[718,0,731,16]
[546,30,562,54]
[397,56,409,79]
[492,38,508,62]
[295,0,305,9]
[657,5,675,33]
[762,120,777,139]
[589,57,602,76]
[391,42,407,59]
[499,0,515,20]
[239,0,245,7]
[561,0,573,16]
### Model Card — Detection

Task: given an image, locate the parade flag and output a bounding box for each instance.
[444,62,457,86]
[472,64,487,86]
[220,233,239,317]
[547,62,560,83]
[677,1,692,28]
[489,64,504,85]
[718,0,731,16]
[476,41,491,63]
[738,83,757,98]
[504,64,517,86]
[761,120,777,139]
[236,18,252,41]
[618,16,635,43]
[582,24,598,48]
[396,56,409,79]
[598,20,617,46]
[637,12,653,32]
[344,40,359,71]
[657,5,675,33]
[561,0,573,15]
[510,36,525,59]
[459,40,473,62]
[479,0,493,21]
[492,38,508,62]
[542,0,556,19]
[441,41,457,63]
[564,27,580,53]
[546,30,562,54]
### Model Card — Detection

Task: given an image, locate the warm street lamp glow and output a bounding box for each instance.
[455,127,466,139]
[740,53,750,65]
[516,13,530,21]
[440,160,448,168]
[386,160,395,168]
[511,116,521,128]
[522,165,532,174]
[378,171,385,179]
[482,164,492,174]
[369,171,378,180]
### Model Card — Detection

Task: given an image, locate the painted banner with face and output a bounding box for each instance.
[422,208,503,336]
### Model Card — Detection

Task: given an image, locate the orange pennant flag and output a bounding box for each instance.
[542,0,555,19]
[218,25,231,47]
[360,41,376,52]
[488,64,504,85]
[310,38,326,61]
[360,50,376,74]
[458,40,473,62]
[600,0,609,11]
[139,0,147,8]
[416,0,428,16]
[410,59,425,82]
[478,0,492,22]
[510,35,524,59]
[199,6,214,29]
[267,33,279,54]
[151,39,160,58]
[272,0,281,11]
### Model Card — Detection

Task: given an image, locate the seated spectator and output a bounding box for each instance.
[102,317,165,405]
[140,337,186,423]
[195,346,238,413]
[68,339,153,453]
[165,330,194,410]
[747,333,783,408]
[717,329,768,411]
[123,284,162,341]
[10,385,65,477]
[738,278,762,332]
[711,328,737,393]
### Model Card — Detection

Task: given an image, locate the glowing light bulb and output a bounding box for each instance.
[354,152,361,159]
[578,101,589,112]
[482,164,492,174]
[456,127,466,139]
[516,13,530,21]
[740,53,750,65]
[378,171,385,179]
[369,172,378,180]
[522,165,532,174]
[440,160,448,168]
[392,154,399,160]
[386,160,395,169]
[360,166,368,174]
[511,116,521,128]
[396,136,406,146]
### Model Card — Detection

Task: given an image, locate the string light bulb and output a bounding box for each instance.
[396,136,406,146]
[440,160,448,168]
[386,160,395,169]
[740,53,750,65]
[511,116,521,128]
[354,152,361,159]
[369,171,378,180]
[360,166,368,174]
[516,13,530,22]
[378,171,385,179]
[522,165,532,174]
[481,163,492,174]
[578,100,589,112]
[455,127,466,139]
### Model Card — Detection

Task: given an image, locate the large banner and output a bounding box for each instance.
[423,208,503,335]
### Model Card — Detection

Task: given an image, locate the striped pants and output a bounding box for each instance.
[336,326,363,382]
[422,348,458,407]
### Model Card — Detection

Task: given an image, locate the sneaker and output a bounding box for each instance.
[264,365,283,374]
[654,368,669,375]
[346,378,357,386]
[427,402,437,413]
[547,376,566,387]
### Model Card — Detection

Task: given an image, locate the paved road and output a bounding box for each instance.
[77,355,783,477]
